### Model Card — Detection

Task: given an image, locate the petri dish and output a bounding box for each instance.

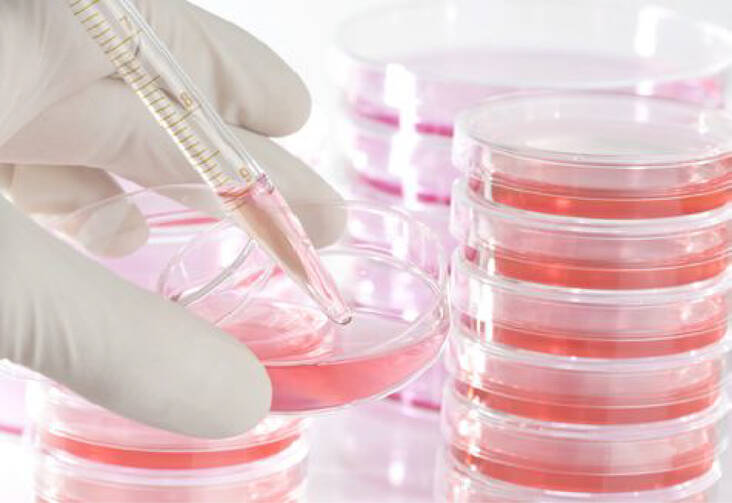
[34,438,308,503]
[453,93,732,219]
[336,171,451,411]
[30,384,305,471]
[451,250,731,358]
[333,0,732,135]
[441,382,729,493]
[451,179,731,290]
[435,449,722,502]
[161,199,450,413]
[446,327,730,425]
[335,110,456,206]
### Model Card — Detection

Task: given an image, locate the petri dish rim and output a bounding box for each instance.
[451,249,732,306]
[448,322,732,374]
[334,0,732,88]
[37,385,306,454]
[166,197,449,366]
[438,447,722,502]
[454,91,732,166]
[442,381,730,440]
[451,178,732,237]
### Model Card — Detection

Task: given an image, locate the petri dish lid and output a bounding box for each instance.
[454,92,732,167]
[31,385,306,470]
[335,0,732,89]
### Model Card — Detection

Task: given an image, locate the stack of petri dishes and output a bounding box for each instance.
[331,0,732,412]
[439,92,732,501]
[30,385,309,503]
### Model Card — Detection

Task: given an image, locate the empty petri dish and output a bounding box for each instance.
[441,382,729,493]
[34,438,309,503]
[335,110,456,206]
[333,0,732,135]
[435,448,722,502]
[161,198,450,413]
[451,179,731,290]
[454,93,732,218]
[446,327,730,424]
[30,384,305,470]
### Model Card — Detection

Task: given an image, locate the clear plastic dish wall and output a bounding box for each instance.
[451,180,731,291]
[453,93,732,219]
[160,199,450,414]
[441,382,729,494]
[28,384,305,471]
[447,326,731,424]
[450,251,731,358]
[435,449,722,502]
[333,0,732,135]
[34,440,309,503]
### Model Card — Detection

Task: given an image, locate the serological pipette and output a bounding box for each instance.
[66,0,352,324]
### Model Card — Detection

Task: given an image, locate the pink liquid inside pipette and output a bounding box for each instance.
[219,176,352,325]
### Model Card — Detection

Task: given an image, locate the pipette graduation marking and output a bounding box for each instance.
[67,0,352,324]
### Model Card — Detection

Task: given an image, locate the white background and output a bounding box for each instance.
[4,2,732,502]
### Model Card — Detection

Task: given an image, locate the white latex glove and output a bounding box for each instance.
[0,0,342,438]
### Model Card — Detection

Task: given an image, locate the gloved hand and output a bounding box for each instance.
[0,0,342,438]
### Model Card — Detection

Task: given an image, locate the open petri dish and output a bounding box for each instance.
[454,93,732,219]
[441,382,729,493]
[30,385,305,471]
[335,110,456,205]
[451,250,731,358]
[333,0,732,136]
[451,179,731,290]
[34,438,308,503]
[446,326,730,425]
[436,448,722,502]
[160,198,450,413]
